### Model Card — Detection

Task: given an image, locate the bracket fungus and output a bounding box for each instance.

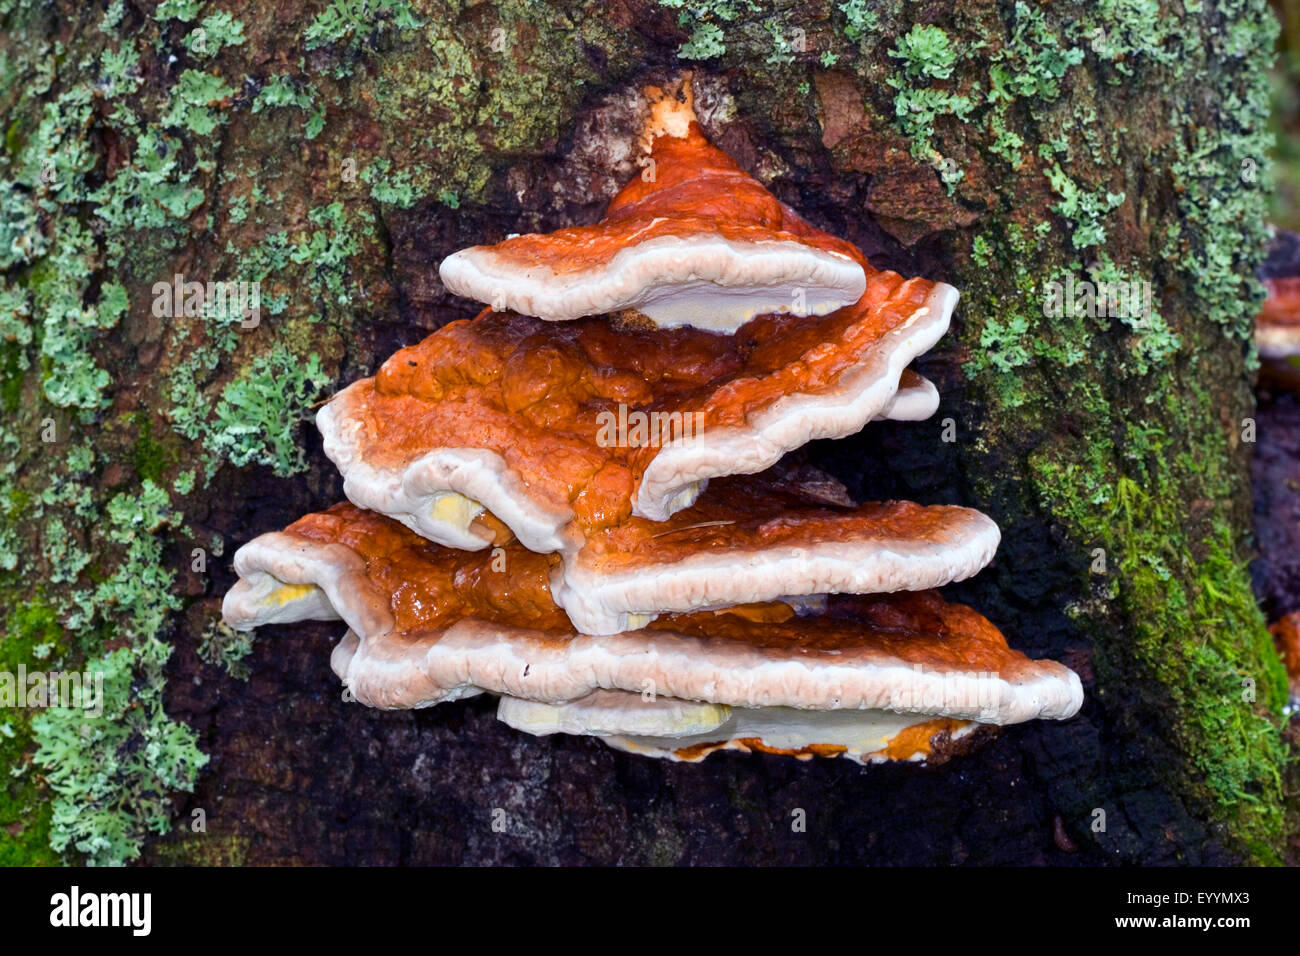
[439,83,869,331]
[496,692,981,764]
[551,474,1001,635]
[318,274,956,554]
[224,503,1082,757]
[224,77,1083,763]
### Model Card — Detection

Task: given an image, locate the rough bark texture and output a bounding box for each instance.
[0,0,1294,865]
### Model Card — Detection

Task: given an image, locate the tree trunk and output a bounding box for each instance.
[0,0,1292,865]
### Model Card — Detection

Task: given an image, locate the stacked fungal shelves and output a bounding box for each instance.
[223,81,1082,764]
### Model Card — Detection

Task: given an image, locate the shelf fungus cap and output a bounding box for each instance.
[634,280,957,521]
[222,505,1083,734]
[223,480,1000,639]
[331,591,1084,728]
[876,369,939,422]
[318,277,955,554]
[552,475,1002,634]
[439,80,867,331]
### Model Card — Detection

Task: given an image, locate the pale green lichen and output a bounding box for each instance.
[890,23,959,80]
[0,3,245,863]
[362,157,421,207]
[153,0,203,22]
[989,2,1084,102]
[182,12,247,59]
[304,0,422,76]
[838,0,879,42]
[198,619,254,680]
[1045,163,1126,249]
[657,0,758,60]
[32,642,207,867]
[172,469,196,495]
[162,69,236,137]
[204,346,331,477]
[885,24,974,188]
[96,42,142,99]
[251,74,325,140]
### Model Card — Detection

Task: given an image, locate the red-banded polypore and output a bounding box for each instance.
[550,474,1000,634]
[223,504,1082,762]
[439,82,869,332]
[224,75,1082,762]
[317,278,955,556]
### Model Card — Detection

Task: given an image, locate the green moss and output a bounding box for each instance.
[0,340,24,414]
[152,831,251,866]
[1009,321,1289,853]
[131,411,181,485]
[938,0,1287,860]
[0,595,63,866]
[1094,476,1288,843]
